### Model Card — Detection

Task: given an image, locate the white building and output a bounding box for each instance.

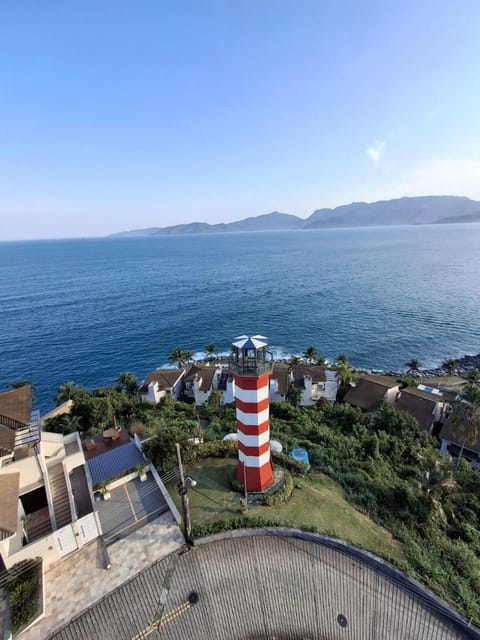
[183,364,222,406]
[138,368,186,404]
[292,365,338,405]
[0,387,99,571]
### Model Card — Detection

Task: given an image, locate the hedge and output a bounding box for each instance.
[264,471,294,507]
[196,440,237,459]
[191,516,294,538]
[271,450,309,476]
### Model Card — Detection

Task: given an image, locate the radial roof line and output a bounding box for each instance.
[232,335,268,349]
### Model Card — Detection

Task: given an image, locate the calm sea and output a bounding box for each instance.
[1,224,479,412]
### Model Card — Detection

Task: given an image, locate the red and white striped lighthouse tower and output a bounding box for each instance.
[229,335,274,492]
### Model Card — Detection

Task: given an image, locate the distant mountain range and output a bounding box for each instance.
[109,196,480,237]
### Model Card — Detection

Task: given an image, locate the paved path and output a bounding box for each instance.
[20,512,183,640]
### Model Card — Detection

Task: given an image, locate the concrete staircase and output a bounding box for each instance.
[27,506,52,542]
[48,464,72,529]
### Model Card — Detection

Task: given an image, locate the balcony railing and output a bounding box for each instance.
[228,354,273,377]
[14,410,41,448]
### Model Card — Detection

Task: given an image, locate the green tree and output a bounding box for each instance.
[416,452,457,524]
[405,358,421,376]
[143,422,201,475]
[463,383,480,405]
[302,346,318,364]
[43,413,82,435]
[115,372,139,397]
[463,369,480,385]
[314,355,326,366]
[288,355,300,367]
[55,381,81,405]
[168,348,192,368]
[336,353,348,365]
[442,358,458,376]
[286,386,302,407]
[397,377,417,389]
[205,343,217,360]
[448,401,480,469]
[335,359,355,402]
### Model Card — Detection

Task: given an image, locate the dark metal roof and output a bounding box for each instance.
[87,442,144,485]
[395,392,437,431]
[139,369,185,394]
[184,365,218,392]
[344,378,391,412]
[48,530,480,640]
[292,364,326,388]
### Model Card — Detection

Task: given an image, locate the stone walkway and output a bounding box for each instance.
[20,512,183,640]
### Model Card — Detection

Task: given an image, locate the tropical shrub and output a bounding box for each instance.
[5,558,42,633]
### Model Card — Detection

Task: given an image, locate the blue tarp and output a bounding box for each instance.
[290,448,310,465]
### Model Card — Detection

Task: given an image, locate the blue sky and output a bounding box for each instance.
[1,1,480,239]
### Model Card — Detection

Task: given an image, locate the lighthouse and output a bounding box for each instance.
[229,335,274,492]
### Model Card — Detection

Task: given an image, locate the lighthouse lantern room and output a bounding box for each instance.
[229,335,274,492]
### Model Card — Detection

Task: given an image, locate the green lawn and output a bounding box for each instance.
[170,458,403,563]
[362,372,465,393]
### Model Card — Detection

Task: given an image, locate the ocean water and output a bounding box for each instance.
[1,224,479,412]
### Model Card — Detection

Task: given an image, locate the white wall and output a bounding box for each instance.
[385,386,400,402]
[4,531,61,570]
[0,456,43,493]
[221,378,235,405]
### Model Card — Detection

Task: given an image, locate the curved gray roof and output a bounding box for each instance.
[48,529,479,640]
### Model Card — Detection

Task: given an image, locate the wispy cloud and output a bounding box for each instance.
[366,139,386,163]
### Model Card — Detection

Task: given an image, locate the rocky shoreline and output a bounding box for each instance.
[382,352,480,378]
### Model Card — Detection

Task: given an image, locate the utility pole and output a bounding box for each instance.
[243,463,248,512]
[175,443,193,546]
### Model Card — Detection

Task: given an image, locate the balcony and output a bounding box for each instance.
[13,410,41,449]
[228,353,273,377]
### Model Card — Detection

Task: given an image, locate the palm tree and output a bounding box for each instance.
[168,348,192,368]
[115,372,139,397]
[314,355,326,366]
[336,359,355,402]
[442,358,458,376]
[183,350,193,365]
[336,360,354,386]
[448,400,480,469]
[55,381,78,405]
[405,358,421,376]
[416,453,457,524]
[287,355,301,367]
[302,346,318,364]
[336,353,348,365]
[205,343,217,361]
